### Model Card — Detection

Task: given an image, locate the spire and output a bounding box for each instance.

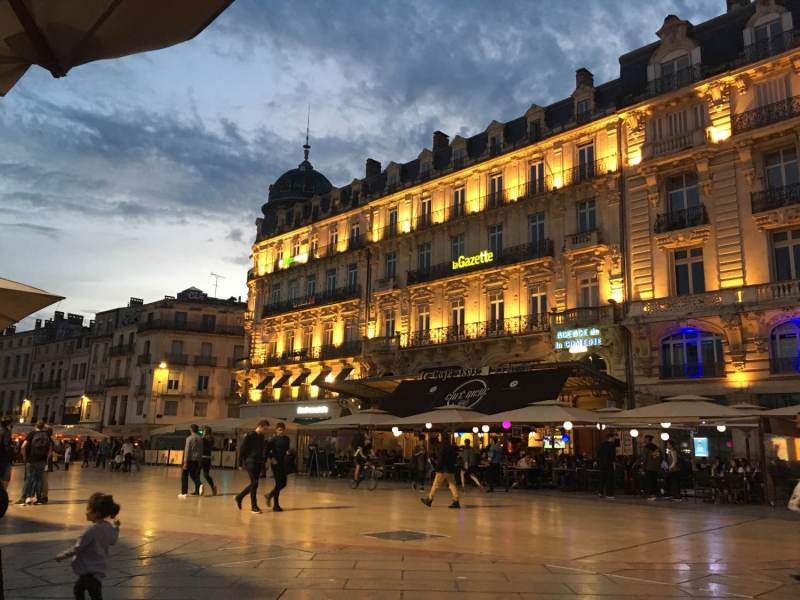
[302,104,311,163]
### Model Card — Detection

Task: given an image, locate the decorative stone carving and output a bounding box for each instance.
[641,293,724,315]
[654,225,711,249]
[753,206,800,231]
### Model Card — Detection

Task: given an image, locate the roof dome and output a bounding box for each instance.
[264,141,332,211]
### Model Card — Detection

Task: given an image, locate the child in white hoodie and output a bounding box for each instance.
[56,492,120,599]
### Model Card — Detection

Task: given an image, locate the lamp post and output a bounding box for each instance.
[151,361,168,425]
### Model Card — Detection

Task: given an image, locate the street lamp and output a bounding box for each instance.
[152,361,168,424]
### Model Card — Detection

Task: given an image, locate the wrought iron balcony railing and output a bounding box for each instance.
[163,353,189,366]
[732,95,800,134]
[770,357,800,375]
[654,205,709,233]
[743,29,800,63]
[263,285,362,317]
[105,377,131,388]
[402,315,549,348]
[138,320,244,337]
[109,343,136,357]
[265,340,364,366]
[659,362,725,380]
[647,65,703,97]
[751,182,800,213]
[551,305,615,327]
[31,379,61,391]
[194,355,217,367]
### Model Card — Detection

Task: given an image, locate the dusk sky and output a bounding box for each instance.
[1,0,720,330]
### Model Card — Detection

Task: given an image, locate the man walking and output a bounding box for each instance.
[420,433,460,509]
[235,419,269,513]
[643,434,662,500]
[265,422,290,512]
[486,436,504,492]
[121,438,135,473]
[17,420,50,504]
[178,425,203,498]
[597,431,617,499]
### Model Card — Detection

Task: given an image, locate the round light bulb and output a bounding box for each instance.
[562,420,573,431]
[716,424,727,433]
[595,423,601,430]
[391,426,399,434]
[481,425,490,433]
[629,429,639,438]
[393,429,402,438]
[600,424,607,430]
[424,422,432,430]
[660,432,670,441]
[660,422,671,429]
[472,426,479,433]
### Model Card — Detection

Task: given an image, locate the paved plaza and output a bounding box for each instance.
[1,466,799,599]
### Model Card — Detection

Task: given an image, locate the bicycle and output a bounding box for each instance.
[350,462,383,490]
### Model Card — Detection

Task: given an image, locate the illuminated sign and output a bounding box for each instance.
[693,437,709,458]
[554,327,602,353]
[451,250,494,270]
[279,253,309,269]
[443,378,489,409]
[297,405,329,415]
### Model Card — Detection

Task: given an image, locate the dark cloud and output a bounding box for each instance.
[226,227,244,242]
[2,222,62,237]
[224,255,251,266]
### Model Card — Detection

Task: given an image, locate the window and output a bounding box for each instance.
[170,340,183,356]
[576,99,590,121]
[650,108,689,141]
[419,197,432,226]
[488,290,505,331]
[388,206,398,235]
[529,161,544,195]
[772,229,800,281]
[200,342,212,357]
[667,173,700,213]
[285,330,295,354]
[661,330,724,378]
[306,274,316,298]
[344,318,358,342]
[576,200,596,233]
[453,148,466,166]
[489,174,504,206]
[771,322,800,373]
[174,312,187,328]
[660,53,691,90]
[288,279,300,300]
[765,148,799,190]
[329,225,339,250]
[450,298,465,335]
[326,268,337,292]
[417,242,432,272]
[674,248,705,295]
[164,400,178,416]
[276,244,284,266]
[578,143,595,180]
[754,18,785,58]
[346,264,358,290]
[301,327,312,351]
[488,224,503,254]
[385,252,397,279]
[323,322,334,347]
[756,75,791,108]
[270,284,281,305]
[529,285,548,325]
[118,396,127,425]
[349,221,360,247]
[192,401,207,417]
[490,135,501,154]
[383,310,396,337]
[197,375,209,392]
[452,187,466,218]
[417,305,430,333]
[451,234,465,261]
[578,273,600,307]
[310,235,319,257]
[291,237,301,257]
[528,212,545,247]
[167,372,180,391]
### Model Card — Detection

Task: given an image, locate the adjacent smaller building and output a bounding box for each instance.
[0,325,35,419]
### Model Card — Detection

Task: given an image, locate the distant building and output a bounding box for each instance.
[0,325,35,420]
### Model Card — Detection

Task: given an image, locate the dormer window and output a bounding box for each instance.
[489,136,501,156]
[659,53,691,92]
[576,99,591,123]
[453,148,466,167]
[754,18,785,58]
[529,119,542,140]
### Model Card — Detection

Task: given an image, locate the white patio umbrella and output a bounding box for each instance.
[0,277,63,329]
[762,405,800,416]
[308,408,397,429]
[612,395,745,423]
[491,400,601,425]
[393,406,490,427]
[51,425,108,438]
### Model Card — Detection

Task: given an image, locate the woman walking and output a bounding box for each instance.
[199,427,217,496]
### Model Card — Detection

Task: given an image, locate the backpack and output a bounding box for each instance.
[29,431,50,461]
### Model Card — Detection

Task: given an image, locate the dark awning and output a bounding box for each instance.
[335,366,354,382]
[378,367,572,417]
[256,373,275,390]
[311,369,331,386]
[291,371,311,387]
[272,372,292,388]
[316,374,404,401]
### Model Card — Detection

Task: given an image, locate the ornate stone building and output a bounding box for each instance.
[241,0,800,412]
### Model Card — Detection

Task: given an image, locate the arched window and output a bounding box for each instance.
[771,322,800,373]
[661,330,724,379]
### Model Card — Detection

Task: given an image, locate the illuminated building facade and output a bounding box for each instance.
[242,0,800,411]
[0,325,35,420]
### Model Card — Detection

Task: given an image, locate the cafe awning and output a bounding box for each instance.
[256,373,275,390]
[317,373,404,401]
[291,371,311,387]
[335,366,354,382]
[491,400,601,425]
[272,373,292,388]
[309,408,397,429]
[611,395,746,423]
[310,369,331,386]
[763,405,800,416]
[0,277,63,329]
[394,406,490,427]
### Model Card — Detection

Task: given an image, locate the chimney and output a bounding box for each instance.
[54,311,64,321]
[575,68,594,89]
[35,319,41,329]
[365,158,381,178]
[432,130,449,151]
[726,0,749,12]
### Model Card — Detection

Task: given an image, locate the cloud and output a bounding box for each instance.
[2,222,62,237]
[224,255,251,266]
[226,227,244,242]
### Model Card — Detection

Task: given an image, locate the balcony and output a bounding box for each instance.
[415,212,434,231]
[136,353,151,365]
[85,382,105,394]
[770,357,800,375]
[194,355,217,367]
[263,285,362,317]
[733,95,800,135]
[109,343,135,357]
[646,64,703,98]
[751,182,800,213]
[552,306,615,328]
[753,279,800,303]
[31,379,61,391]
[743,29,800,63]
[164,353,189,365]
[659,362,725,380]
[264,340,363,366]
[644,129,706,160]
[402,315,549,349]
[407,240,553,285]
[105,377,131,388]
[138,320,244,337]
[565,230,602,252]
[654,205,708,233]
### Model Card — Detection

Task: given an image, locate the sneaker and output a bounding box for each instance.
[273,506,283,513]
[251,507,261,514]
[605,496,616,500]
[420,498,432,508]
[448,501,461,509]
[177,493,187,499]
[199,484,205,496]
[39,497,48,504]
[647,496,657,501]
[234,496,242,510]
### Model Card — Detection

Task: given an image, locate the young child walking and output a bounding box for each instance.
[56,492,120,599]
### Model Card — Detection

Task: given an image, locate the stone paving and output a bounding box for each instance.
[1,466,799,599]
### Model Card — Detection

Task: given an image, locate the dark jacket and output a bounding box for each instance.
[201,438,214,459]
[597,440,616,469]
[435,442,458,474]
[643,442,662,472]
[239,431,266,466]
[266,435,290,463]
[0,425,12,467]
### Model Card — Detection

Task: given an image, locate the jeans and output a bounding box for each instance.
[181,461,201,494]
[428,472,459,502]
[268,463,287,507]
[123,453,132,472]
[201,458,215,489]
[486,463,502,491]
[74,573,102,599]
[645,470,659,497]
[22,461,45,500]
[598,466,615,497]
[667,471,681,498]
[237,461,263,509]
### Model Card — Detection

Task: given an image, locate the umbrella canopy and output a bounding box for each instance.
[0,277,63,329]
[0,0,234,96]
[762,405,800,416]
[151,417,299,436]
[492,401,601,425]
[612,396,744,423]
[51,425,108,439]
[308,408,397,429]
[393,406,490,427]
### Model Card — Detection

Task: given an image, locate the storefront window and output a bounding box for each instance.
[771,321,800,373]
[661,330,724,379]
